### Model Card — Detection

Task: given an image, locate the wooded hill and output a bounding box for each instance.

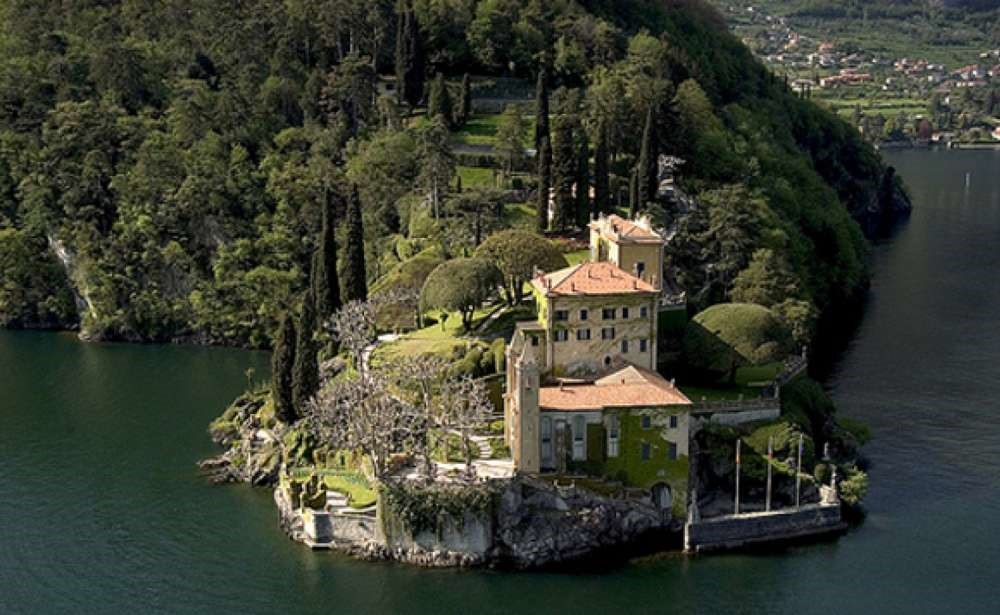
[0,0,907,348]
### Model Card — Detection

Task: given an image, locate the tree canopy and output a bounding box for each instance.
[420,257,502,330]
[474,229,567,304]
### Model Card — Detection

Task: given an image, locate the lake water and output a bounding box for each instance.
[2,149,999,614]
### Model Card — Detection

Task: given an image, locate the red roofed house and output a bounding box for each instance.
[503,215,694,514]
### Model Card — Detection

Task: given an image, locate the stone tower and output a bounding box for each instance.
[510,343,541,473]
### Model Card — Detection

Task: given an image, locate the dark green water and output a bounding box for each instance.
[2,149,999,614]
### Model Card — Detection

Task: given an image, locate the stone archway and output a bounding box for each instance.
[651,483,672,512]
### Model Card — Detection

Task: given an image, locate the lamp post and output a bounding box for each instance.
[795,433,804,509]
[734,439,741,515]
[765,436,773,512]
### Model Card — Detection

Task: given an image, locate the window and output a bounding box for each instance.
[622,307,630,320]
[602,308,616,320]
[579,309,588,321]
[636,262,646,277]
[641,442,651,461]
[669,415,678,429]
[667,442,678,460]
[554,310,569,322]
[531,335,539,346]
[554,330,569,342]
[639,338,648,353]
[602,327,615,340]
[607,416,620,458]
[577,328,591,341]
[541,418,553,466]
[640,306,649,319]
[641,415,651,429]
[573,415,586,461]
[621,339,629,353]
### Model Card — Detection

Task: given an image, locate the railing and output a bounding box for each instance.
[691,398,781,414]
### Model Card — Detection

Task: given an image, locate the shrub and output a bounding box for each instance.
[683,303,793,380]
[839,466,869,506]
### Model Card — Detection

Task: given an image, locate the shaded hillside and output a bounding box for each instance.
[0,0,906,347]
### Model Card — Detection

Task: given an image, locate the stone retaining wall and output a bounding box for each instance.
[684,504,845,553]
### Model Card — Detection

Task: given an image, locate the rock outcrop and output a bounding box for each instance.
[494,478,675,568]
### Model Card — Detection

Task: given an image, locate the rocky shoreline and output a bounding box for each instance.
[272,473,680,569]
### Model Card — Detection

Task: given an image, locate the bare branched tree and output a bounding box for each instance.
[308,372,420,480]
[326,299,378,378]
[388,355,448,476]
[437,376,494,471]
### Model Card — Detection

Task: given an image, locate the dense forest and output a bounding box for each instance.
[0,0,906,348]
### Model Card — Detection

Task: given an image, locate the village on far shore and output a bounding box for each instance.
[715,1,1000,148]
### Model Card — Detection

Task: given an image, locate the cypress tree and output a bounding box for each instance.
[551,119,576,231]
[536,136,551,233]
[292,292,320,415]
[457,73,472,126]
[628,168,639,218]
[636,104,657,213]
[394,4,406,103]
[534,67,550,150]
[594,120,610,215]
[271,312,297,424]
[576,129,591,226]
[342,185,368,301]
[427,72,453,127]
[311,191,341,322]
[395,3,424,107]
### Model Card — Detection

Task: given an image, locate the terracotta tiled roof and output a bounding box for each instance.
[532,261,656,297]
[588,214,662,243]
[539,365,691,411]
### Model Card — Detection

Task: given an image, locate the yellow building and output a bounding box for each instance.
[504,215,693,516]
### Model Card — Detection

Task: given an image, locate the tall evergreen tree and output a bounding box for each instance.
[342,185,368,301]
[628,168,639,218]
[536,136,551,233]
[292,292,320,414]
[576,130,591,226]
[427,72,453,127]
[457,73,472,126]
[636,104,657,213]
[395,3,424,107]
[311,191,341,322]
[534,67,550,150]
[594,120,611,215]
[551,119,576,231]
[271,312,297,424]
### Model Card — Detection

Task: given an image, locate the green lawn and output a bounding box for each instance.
[322,473,377,509]
[372,305,499,362]
[503,202,537,230]
[453,113,535,147]
[457,166,496,188]
[679,385,761,402]
[564,249,590,265]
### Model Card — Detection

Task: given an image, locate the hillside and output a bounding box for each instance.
[0,0,907,348]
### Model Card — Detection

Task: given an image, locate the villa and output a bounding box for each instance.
[503,214,696,514]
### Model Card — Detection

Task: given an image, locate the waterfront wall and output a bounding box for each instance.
[684,504,845,553]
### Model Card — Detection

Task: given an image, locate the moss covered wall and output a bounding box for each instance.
[602,410,689,518]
